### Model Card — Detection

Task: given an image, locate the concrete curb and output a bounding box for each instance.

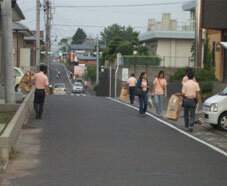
[0,90,34,166]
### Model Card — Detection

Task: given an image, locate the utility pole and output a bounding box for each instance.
[36,0,41,71]
[96,36,99,84]
[45,0,50,67]
[1,0,15,103]
[195,0,203,68]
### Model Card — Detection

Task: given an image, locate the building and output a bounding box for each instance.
[24,31,46,70]
[182,0,227,82]
[139,30,195,67]
[139,13,199,67]
[78,56,96,65]
[69,43,95,57]
[12,21,32,68]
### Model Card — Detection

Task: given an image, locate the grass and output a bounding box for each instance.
[0,111,15,124]
[9,147,21,160]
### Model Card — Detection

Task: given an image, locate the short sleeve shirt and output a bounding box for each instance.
[33,72,49,89]
[182,80,200,98]
[182,76,196,85]
[153,78,167,95]
[142,79,147,92]
[127,77,137,87]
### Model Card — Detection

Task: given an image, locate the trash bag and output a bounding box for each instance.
[120,87,129,101]
[148,96,153,109]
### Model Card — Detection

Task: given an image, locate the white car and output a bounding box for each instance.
[73,82,85,93]
[203,87,227,131]
[53,83,67,95]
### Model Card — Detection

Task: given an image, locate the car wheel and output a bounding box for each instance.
[218,112,227,131]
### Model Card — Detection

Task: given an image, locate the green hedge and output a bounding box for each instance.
[123,56,162,67]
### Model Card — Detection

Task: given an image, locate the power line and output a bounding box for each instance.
[52,24,146,29]
[53,2,186,8]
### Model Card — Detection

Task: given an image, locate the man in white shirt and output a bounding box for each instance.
[125,73,137,104]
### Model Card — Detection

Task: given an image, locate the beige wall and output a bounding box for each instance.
[157,39,194,67]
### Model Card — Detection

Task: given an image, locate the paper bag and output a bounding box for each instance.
[166,95,183,121]
[120,88,129,101]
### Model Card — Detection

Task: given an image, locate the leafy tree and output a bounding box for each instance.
[203,35,213,71]
[116,42,133,55]
[136,45,150,55]
[100,24,139,46]
[72,28,87,44]
[86,65,96,84]
[58,37,71,52]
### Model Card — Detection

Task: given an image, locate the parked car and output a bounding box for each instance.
[14,67,25,92]
[202,87,227,131]
[53,83,67,95]
[73,82,85,93]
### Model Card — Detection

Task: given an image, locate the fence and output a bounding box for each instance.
[122,55,194,68]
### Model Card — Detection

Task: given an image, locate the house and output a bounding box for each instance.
[24,31,46,70]
[78,56,96,65]
[139,30,195,67]
[12,21,32,68]
[139,13,197,67]
[69,43,95,57]
[183,0,227,82]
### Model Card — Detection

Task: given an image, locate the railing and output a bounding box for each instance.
[122,55,194,68]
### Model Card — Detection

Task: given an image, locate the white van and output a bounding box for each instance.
[203,87,227,131]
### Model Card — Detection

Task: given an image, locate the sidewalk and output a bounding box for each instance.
[118,96,227,152]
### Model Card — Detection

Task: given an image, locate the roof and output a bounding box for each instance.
[12,21,32,36]
[69,43,95,51]
[12,3,25,21]
[182,0,196,11]
[24,35,45,44]
[139,30,201,41]
[78,56,97,61]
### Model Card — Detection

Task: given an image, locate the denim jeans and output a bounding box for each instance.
[139,93,148,115]
[154,94,164,116]
[184,98,196,128]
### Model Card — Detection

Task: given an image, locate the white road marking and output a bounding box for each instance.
[76,94,80,96]
[108,97,227,157]
[81,94,86,96]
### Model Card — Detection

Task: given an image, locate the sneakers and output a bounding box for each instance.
[185,127,193,132]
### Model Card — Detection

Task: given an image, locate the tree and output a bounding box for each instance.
[72,28,87,44]
[100,24,139,46]
[136,45,150,55]
[58,37,71,52]
[86,65,96,84]
[116,42,133,55]
[203,35,213,71]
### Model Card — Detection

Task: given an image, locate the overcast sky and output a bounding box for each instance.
[17,0,191,43]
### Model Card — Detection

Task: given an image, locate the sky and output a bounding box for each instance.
[17,0,191,46]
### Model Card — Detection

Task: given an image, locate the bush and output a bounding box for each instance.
[199,81,214,94]
[169,68,217,82]
[93,83,99,92]
[194,69,217,82]
[123,55,161,67]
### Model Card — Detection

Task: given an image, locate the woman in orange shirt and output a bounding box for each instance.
[136,72,149,116]
[152,71,167,117]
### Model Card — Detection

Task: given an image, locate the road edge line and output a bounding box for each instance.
[58,63,73,87]
[107,97,227,157]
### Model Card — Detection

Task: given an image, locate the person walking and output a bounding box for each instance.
[177,72,201,132]
[152,70,167,117]
[33,65,49,119]
[84,80,88,92]
[125,73,137,104]
[136,72,149,116]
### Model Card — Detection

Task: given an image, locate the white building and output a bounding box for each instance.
[139,30,195,67]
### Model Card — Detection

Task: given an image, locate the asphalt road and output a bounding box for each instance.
[5,63,227,186]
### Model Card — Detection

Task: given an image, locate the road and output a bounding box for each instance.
[2,63,227,186]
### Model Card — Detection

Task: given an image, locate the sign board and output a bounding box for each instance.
[202,0,227,29]
[74,65,85,76]
[122,68,129,82]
